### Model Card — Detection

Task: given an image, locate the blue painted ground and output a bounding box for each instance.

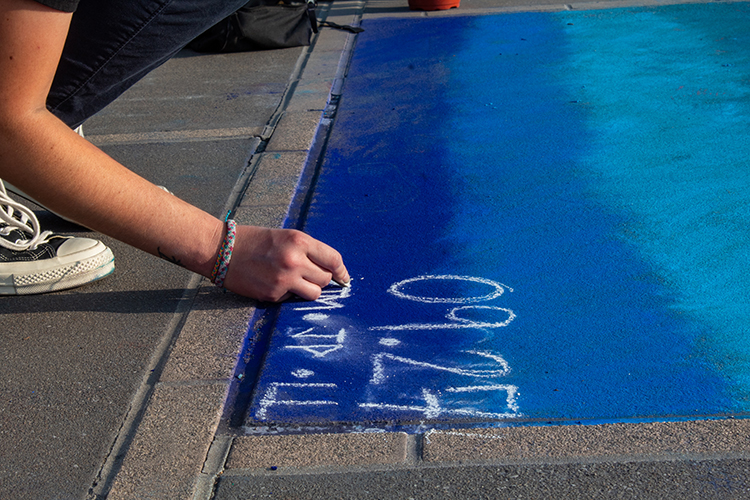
[236,2,750,430]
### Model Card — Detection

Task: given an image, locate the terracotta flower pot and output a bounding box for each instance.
[408,0,459,10]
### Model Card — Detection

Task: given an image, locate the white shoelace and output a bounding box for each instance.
[0,180,53,252]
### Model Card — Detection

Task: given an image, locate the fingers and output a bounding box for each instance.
[288,239,349,301]
[289,279,324,302]
[331,264,351,288]
[221,226,349,303]
[306,237,350,287]
[302,263,334,289]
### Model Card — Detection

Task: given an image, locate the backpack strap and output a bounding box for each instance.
[318,20,364,34]
[306,0,319,34]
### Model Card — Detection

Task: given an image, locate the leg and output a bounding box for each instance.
[47,0,248,127]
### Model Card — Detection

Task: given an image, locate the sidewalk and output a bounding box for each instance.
[2,0,749,498]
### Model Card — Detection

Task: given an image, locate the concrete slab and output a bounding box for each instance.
[214,458,750,499]
[422,420,750,463]
[265,111,323,152]
[84,48,305,136]
[239,152,311,208]
[105,383,226,499]
[225,432,409,469]
[283,80,339,114]
[160,285,252,383]
[0,239,195,500]
[95,139,256,213]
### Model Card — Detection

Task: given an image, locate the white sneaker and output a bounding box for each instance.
[0,180,114,295]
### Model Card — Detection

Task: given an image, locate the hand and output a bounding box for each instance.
[222,226,350,302]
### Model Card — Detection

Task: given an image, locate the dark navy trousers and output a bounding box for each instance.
[47,0,248,128]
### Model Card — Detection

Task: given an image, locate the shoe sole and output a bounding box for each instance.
[0,241,115,295]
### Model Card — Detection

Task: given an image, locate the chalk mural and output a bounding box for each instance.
[234,2,750,429]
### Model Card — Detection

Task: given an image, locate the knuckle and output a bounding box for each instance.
[285,229,309,247]
[277,252,302,270]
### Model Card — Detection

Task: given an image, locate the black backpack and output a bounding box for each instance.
[188,0,319,53]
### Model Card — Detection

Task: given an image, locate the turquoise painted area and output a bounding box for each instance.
[238,3,750,428]
[560,4,750,406]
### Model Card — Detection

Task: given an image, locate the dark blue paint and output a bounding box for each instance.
[234,3,750,429]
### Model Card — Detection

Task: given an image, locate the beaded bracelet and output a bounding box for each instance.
[211,219,237,289]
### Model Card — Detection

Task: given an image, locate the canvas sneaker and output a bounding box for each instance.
[0,180,114,295]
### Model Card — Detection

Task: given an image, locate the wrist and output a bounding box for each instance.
[186,214,226,279]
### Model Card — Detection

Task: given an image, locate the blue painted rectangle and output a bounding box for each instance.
[236,2,750,430]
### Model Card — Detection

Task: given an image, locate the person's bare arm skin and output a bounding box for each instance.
[0,0,349,301]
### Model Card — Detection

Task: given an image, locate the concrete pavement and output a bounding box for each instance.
[2,0,749,498]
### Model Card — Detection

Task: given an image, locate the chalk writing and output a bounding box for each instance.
[284,325,347,358]
[358,387,519,419]
[256,382,338,419]
[369,351,511,385]
[302,313,330,321]
[284,325,348,358]
[445,384,520,413]
[387,275,512,303]
[252,275,521,423]
[379,337,401,346]
[294,285,352,311]
[280,287,354,360]
[285,344,344,358]
[288,326,347,342]
[369,305,516,331]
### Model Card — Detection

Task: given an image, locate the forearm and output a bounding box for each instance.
[0,110,224,278]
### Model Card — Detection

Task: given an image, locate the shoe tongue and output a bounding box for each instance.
[0,221,58,251]
[0,226,30,248]
[0,206,42,248]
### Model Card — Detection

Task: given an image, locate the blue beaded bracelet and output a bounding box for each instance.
[211,219,236,289]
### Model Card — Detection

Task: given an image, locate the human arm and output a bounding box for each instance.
[0,0,349,301]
